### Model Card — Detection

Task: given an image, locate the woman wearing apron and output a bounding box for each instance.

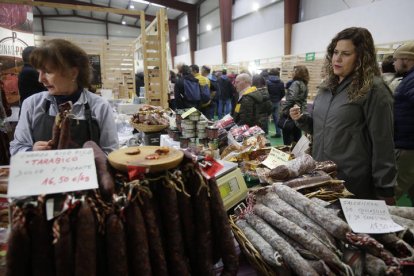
[10,39,118,155]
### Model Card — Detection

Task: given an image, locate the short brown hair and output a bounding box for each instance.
[30,39,91,88]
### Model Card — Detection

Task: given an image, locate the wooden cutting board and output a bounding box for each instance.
[108,146,184,173]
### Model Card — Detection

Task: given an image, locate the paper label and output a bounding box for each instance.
[181,107,197,119]
[340,198,404,234]
[261,148,291,169]
[8,149,98,198]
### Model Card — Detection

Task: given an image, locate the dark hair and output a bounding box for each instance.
[323,27,380,102]
[252,74,266,88]
[22,46,36,63]
[269,68,280,76]
[381,55,396,74]
[293,65,309,85]
[222,69,227,75]
[170,70,177,83]
[190,64,199,73]
[202,65,211,74]
[30,39,91,88]
[180,65,191,76]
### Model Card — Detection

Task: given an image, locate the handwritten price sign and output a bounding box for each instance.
[8,149,98,197]
[340,198,403,234]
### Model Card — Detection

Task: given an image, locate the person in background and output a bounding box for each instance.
[168,70,177,110]
[217,69,235,119]
[135,71,145,97]
[233,73,271,131]
[381,55,401,93]
[201,65,219,119]
[10,39,119,155]
[392,42,414,205]
[252,74,272,134]
[281,65,309,145]
[18,46,46,109]
[266,68,285,138]
[174,65,200,109]
[290,27,396,203]
[190,64,211,118]
[0,81,12,165]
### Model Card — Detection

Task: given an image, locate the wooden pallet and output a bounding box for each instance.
[138,9,170,108]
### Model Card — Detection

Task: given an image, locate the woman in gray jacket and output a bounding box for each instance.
[290,27,397,203]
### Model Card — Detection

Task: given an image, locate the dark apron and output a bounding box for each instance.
[33,101,100,148]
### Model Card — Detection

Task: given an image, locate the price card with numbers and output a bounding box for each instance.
[340,198,403,234]
[8,148,98,197]
[261,147,291,169]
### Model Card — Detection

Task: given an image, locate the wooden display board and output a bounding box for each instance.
[136,9,170,108]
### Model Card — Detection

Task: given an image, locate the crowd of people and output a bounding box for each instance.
[1,28,413,205]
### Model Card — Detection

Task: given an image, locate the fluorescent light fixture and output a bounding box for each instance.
[122,20,126,25]
[206,24,212,31]
[130,4,135,9]
[252,2,260,11]
[181,36,186,42]
[132,0,165,8]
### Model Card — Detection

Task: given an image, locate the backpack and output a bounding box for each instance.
[183,79,201,102]
[200,83,211,104]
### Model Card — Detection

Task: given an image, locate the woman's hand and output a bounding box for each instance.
[33,140,53,151]
[289,104,302,121]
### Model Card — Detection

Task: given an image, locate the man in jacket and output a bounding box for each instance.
[233,73,271,131]
[217,69,235,119]
[393,42,414,205]
[267,68,285,138]
[18,46,46,108]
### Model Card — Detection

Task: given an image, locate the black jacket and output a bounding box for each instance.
[174,74,200,109]
[267,75,285,103]
[18,64,46,107]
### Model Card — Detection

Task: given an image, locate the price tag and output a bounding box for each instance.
[261,148,291,169]
[340,198,404,234]
[8,149,98,198]
[181,107,198,119]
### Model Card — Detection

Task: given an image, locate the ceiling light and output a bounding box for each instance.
[206,24,212,31]
[252,2,260,11]
[130,4,135,9]
[122,20,126,25]
[132,0,150,4]
[181,36,186,42]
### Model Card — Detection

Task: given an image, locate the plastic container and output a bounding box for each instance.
[206,126,219,139]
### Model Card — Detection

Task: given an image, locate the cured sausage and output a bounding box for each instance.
[140,187,168,276]
[74,200,96,276]
[159,178,190,275]
[54,213,74,276]
[105,213,128,276]
[268,154,315,181]
[272,184,352,240]
[176,173,197,273]
[83,141,115,201]
[253,204,350,275]
[208,179,238,276]
[26,203,55,276]
[190,171,214,275]
[6,208,31,276]
[57,116,71,149]
[236,219,283,267]
[246,213,319,276]
[124,201,152,275]
[388,206,414,221]
[258,192,337,249]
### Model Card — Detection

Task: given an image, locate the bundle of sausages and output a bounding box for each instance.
[6,152,238,276]
[234,185,414,276]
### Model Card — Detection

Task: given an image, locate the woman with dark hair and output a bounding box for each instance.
[281,65,309,145]
[10,39,119,154]
[290,27,396,203]
[252,74,272,134]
